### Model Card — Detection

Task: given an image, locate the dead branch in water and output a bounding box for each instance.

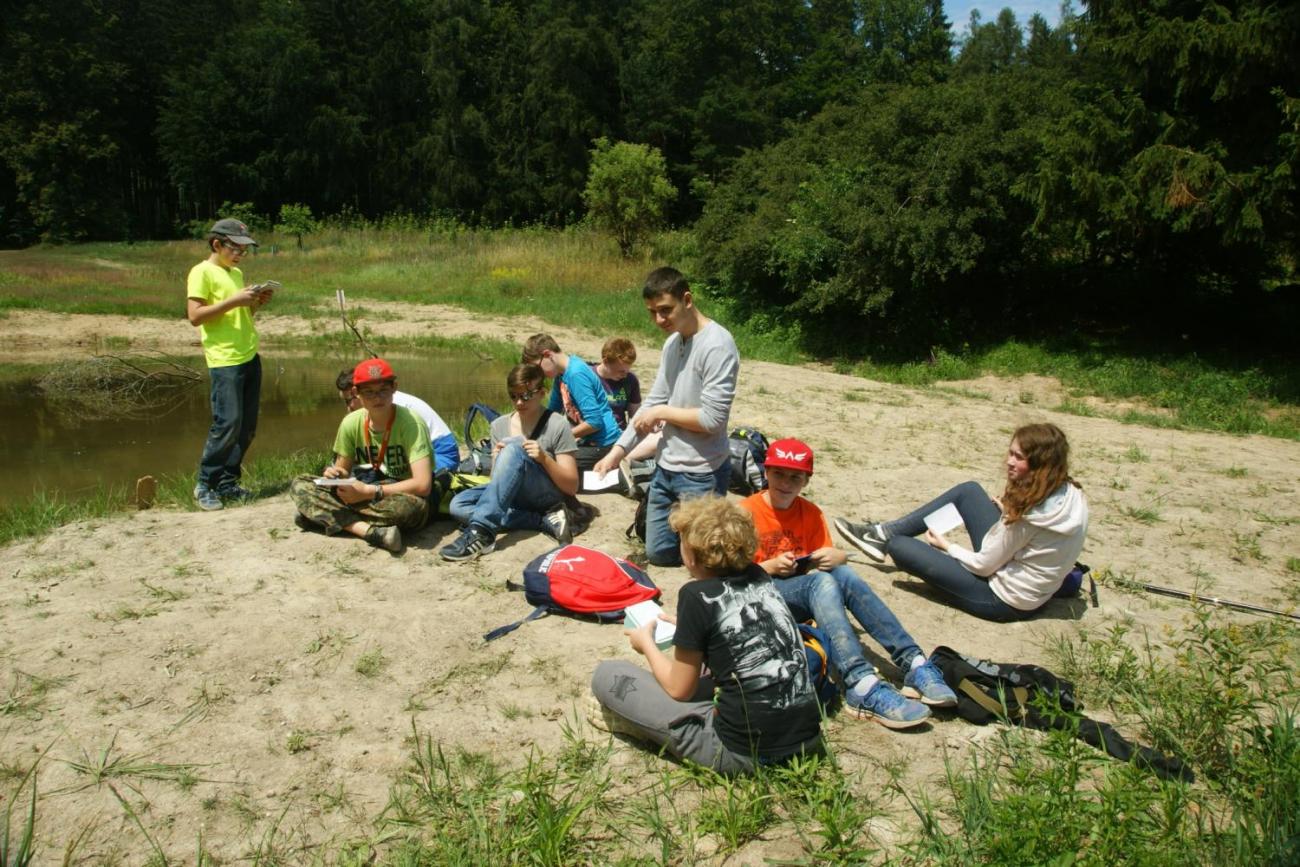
[38,351,203,420]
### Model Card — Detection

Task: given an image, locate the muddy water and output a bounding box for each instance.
[5,352,511,508]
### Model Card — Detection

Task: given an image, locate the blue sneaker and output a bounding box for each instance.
[843,679,930,729]
[193,484,223,511]
[903,659,958,708]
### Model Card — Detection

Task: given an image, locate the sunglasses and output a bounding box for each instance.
[509,387,542,402]
[221,240,250,255]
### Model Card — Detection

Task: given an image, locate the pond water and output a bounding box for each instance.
[4,351,512,509]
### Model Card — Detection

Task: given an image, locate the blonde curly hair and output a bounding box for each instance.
[668,497,757,575]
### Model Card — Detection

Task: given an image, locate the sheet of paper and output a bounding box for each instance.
[313,477,358,487]
[583,469,622,491]
[923,502,963,535]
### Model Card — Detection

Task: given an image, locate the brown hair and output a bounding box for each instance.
[506,362,545,392]
[601,337,637,365]
[669,497,757,575]
[1000,423,1079,523]
[642,266,689,300]
[521,333,561,363]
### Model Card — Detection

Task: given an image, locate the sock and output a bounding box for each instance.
[851,674,879,697]
[909,654,926,671]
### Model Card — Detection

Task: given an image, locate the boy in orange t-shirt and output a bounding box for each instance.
[738,438,956,729]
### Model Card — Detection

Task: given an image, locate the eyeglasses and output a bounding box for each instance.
[509,387,542,402]
[357,385,394,399]
[221,240,250,255]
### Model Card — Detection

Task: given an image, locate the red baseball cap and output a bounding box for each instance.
[352,357,395,386]
[765,438,813,475]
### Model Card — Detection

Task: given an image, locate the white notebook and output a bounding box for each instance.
[923,502,963,535]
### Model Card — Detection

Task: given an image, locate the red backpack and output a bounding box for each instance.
[483,545,660,641]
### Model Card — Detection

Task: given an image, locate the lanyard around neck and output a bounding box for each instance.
[363,412,395,473]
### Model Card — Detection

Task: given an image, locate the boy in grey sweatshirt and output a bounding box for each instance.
[594,267,740,565]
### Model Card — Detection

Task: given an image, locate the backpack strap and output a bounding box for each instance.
[956,679,1030,721]
[483,605,549,642]
[526,409,553,441]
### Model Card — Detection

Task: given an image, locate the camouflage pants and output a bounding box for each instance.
[289,474,428,534]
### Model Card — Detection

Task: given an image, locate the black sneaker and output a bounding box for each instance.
[365,524,403,553]
[217,483,255,502]
[439,526,496,562]
[833,517,889,562]
[542,503,572,544]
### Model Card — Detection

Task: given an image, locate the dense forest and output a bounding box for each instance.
[1,0,1296,350]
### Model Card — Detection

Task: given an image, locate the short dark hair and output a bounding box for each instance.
[335,369,354,392]
[642,266,689,300]
[507,362,545,391]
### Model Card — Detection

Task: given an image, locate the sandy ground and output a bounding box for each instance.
[2,307,1298,862]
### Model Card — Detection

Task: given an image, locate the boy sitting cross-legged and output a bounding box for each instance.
[590,496,823,774]
[737,438,957,729]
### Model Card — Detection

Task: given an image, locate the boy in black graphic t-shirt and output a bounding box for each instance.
[590,498,822,773]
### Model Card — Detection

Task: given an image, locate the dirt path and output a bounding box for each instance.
[2,307,1298,861]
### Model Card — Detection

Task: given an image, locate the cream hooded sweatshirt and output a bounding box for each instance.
[946,482,1089,611]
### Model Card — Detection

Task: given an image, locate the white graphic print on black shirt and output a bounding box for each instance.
[674,565,821,758]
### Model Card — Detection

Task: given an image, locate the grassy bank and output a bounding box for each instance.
[0,449,329,546]
[6,607,1297,864]
[2,226,1297,439]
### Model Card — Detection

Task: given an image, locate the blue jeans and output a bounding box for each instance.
[198,354,262,490]
[883,481,1026,623]
[775,565,922,687]
[449,442,565,535]
[645,463,731,566]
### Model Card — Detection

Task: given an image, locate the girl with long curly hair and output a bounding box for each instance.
[834,423,1088,622]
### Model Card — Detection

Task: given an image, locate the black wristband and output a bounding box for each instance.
[372,485,384,503]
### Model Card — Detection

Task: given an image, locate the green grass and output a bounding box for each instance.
[0,448,330,546]
[842,340,1300,439]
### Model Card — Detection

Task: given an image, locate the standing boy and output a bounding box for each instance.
[738,438,958,729]
[593,267,739,566]
[186,218,274,510]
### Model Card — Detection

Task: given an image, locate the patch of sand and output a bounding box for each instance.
[2,308,1298,860]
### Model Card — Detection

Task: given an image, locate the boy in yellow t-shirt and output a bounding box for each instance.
[186,218,274,511]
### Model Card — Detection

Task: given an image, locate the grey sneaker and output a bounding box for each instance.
[365,524,403,553]
[440,526,496,562]
[542,503,572,544]
[902,658,958,708]
[843,679,930,729]
[194,484,224,511]
[833,517,889,562]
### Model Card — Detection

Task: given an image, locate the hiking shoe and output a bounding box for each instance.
[834,517,889,562]
[217,483,254,502]
[194,484,224,511]
[365,524,403,553]
[843,679,930,729]
[294,513,317,532]
[902,659,958,708]
[440,526,496,562]
[542,503,572,544]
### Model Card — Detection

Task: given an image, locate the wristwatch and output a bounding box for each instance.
[372,484,385,503]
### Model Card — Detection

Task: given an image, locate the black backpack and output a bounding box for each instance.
[930,645,1192,782]
[727,427,769,495]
